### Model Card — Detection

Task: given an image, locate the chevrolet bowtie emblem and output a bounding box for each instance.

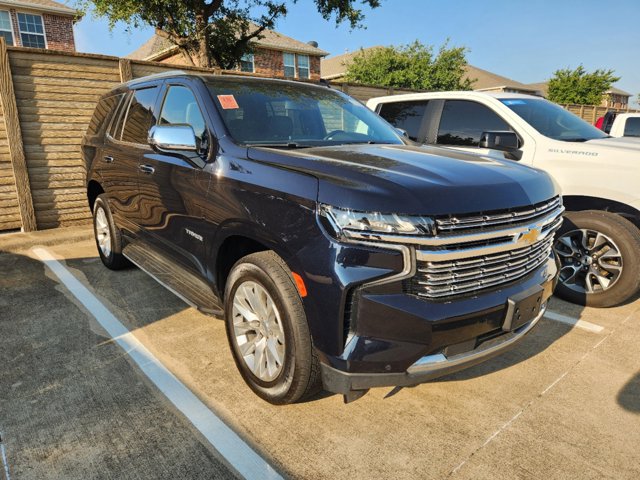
[520,227,541,245]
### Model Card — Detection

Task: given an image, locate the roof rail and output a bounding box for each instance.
[126,70,189,84]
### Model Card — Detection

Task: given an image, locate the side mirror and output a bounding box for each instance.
[395,127,409,138]
[148,125,198,152]
[479,131,519,152]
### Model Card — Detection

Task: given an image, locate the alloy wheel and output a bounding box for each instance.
[95,206,112,258]
[232,281,286,382]
[554,229,623,294]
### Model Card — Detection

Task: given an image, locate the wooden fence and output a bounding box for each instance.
[0,40,421,233]
[562,103,640,123]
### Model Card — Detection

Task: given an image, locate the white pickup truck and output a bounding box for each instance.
[608,113,640,138]
[367,91,640,307]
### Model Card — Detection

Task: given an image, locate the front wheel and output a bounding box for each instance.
[224,251,321,404]
[554,210,640,307]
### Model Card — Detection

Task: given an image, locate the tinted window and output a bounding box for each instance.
[207,78,402,147]
[501,98,608,141]
[87,93,124,138]
[623,117,640,137]
[121,87,158,144]
[438,100,512,146]
[378,101,429,141]
[160,86,206,141]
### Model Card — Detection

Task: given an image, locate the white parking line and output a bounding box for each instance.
[31,247,282,480]
[544,310,604,334]
[0,433,10,480]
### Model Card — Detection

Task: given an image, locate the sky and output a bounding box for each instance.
[73,0,640,106]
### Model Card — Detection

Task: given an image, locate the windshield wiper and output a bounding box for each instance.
[250,142,312,149]
[559,137,589,142]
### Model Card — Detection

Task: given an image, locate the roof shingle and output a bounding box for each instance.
[0,0,77,16]
[128,24,329,61]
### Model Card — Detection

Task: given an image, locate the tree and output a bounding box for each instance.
[547,66,620,105]
[79,0,381,69]
[343,41,474,91]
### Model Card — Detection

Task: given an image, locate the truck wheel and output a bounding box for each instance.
[93,194,130,270]
[224,251,321,404]
[554,210,640,307]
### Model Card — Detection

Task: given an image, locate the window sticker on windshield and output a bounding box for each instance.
[217,95,239,109]
[502,100,527,105]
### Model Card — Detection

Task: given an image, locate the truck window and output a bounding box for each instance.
[159,85,207,141]
[437,100,512,147]
[121,87,159,145]
[207,78,402,146]
[623,117,640,137]
[378,101,429,141]
[87,93,124,138]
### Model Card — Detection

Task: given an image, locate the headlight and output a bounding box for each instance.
[321,205,434,237]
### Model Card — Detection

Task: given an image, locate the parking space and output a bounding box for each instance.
[1,228,639,480]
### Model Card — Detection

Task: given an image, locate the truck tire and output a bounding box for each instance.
[93,194,130,270]
[224,251,321,405]
[554,210,640,307]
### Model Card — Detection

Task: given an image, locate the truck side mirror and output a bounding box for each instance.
[395,127,409,138]
[479,131,519,152]
[149,125,198,152]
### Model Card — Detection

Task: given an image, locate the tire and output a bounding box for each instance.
[554,210,640,307]
[93,194,130,270]
[224,251,321,404]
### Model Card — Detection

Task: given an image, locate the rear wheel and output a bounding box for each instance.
[93,194,130,270]
[554,210,640,307]
[224,251,321,404]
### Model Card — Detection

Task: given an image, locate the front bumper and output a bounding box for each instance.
[316,250,558,395]
[321,284,550,395]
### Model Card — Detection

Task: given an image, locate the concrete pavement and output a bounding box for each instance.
[1,228,638,479]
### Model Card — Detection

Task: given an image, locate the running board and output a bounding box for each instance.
[123,242,224,316]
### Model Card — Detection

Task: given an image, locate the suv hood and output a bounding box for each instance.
[248,144,557,216]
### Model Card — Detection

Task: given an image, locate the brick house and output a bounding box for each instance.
[128,25,328,80]
[0,0,78,52]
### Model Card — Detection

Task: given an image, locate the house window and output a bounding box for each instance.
[283,52,296,78]
[0,11,13,46]
[240,53,254,73]
[17,13,46,49]
[297,54,309,79]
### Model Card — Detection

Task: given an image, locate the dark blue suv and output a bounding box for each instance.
[83,73,563,404]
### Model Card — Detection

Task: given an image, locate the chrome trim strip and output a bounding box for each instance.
[407,305,546,375]
[415,215,562,262]
[436,196,562,232]
[343,207,564,248]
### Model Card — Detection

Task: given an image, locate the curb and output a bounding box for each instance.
[0,225,94,253]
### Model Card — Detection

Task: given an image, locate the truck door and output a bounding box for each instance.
[135,81,212,276]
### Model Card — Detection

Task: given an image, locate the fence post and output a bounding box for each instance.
[0,38,37,232]
[591,106,597,124]
[119,58,133,82]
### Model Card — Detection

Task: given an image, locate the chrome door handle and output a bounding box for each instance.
[138,164,155,175]
[103,156,114,163]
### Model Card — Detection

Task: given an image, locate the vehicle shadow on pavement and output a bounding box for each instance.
[617,371,640,414]
[0,249,235,480]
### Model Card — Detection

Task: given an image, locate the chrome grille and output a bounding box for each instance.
[436,196,562,234]
[410,235,554,299]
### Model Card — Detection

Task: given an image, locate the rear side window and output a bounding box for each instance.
[87,93,124,137]
[438,100,512,147]
[378,101,429,141]
[121,87,159,144]
[623,117,640,137]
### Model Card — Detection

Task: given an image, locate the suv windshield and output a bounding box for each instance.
[206,77,403,147]
[500,98,608,142]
